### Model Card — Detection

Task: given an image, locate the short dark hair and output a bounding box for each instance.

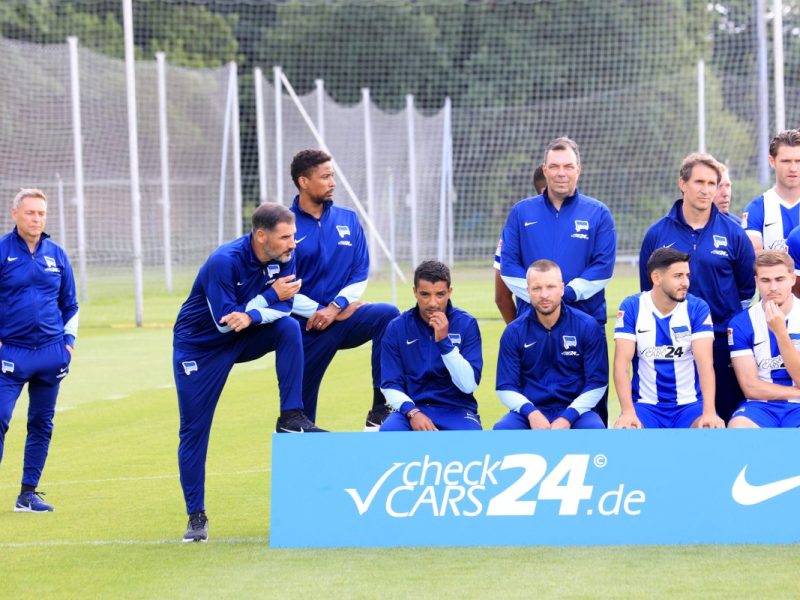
[769,129,800,158]
[647,247,690,279]
[414,260,451,288]
[679,152,721,184]
[251,202,294,232]
[543,137,580,165]
[291,149,332,189]
[533,165,546,194]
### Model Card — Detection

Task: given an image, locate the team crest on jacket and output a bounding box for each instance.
[448,333,462,345]
[44,256,60,273]
[562,335,579,356]
[571,220,589,240]
[267,264,280,277]
[335,225,351,238]
[182,361,198,375]
[1,360,14,374]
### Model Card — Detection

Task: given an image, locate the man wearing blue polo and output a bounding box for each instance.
[0,188,78,513]
[380,261,482,431]
[494,259,606,430]
[639,153,755,422]
[174,203,323,543]
[499,137,616,425]
[289,149,400,430]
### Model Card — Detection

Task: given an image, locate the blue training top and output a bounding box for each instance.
[496,302,607,425]
[499,189,616,324]
[639,200,755,332]
[174,233,295,349]
[0,228,78,349]
[380,302,482,414]
[290,196,369,318]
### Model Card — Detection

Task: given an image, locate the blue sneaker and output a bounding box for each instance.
[182,512,208,542]
[15,490,54,512]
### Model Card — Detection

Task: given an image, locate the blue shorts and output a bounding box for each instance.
[634,402,703,429]
[380,405,482,431]
[493,406,605,430]
[731,401,800,428]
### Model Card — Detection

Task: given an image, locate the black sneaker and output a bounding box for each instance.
[365,403,393,431]
[276,409,327,433]
[182,512,208,543]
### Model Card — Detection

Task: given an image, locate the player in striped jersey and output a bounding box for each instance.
[728,251,800,428]
[614,248,724,428]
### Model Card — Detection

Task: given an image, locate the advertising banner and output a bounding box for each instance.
[271,430,800,547]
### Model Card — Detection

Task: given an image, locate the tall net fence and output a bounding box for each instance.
[2,0,800,312]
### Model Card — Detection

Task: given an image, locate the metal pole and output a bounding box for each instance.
[388,169,397,306]
[274,66,284,204]
[122,0,144,326]
[230,63,243,237]
[315,79,326,142]
[67,37,88,303]
[774,0,786,133]
[362,88,378,272]
[437,99,449,261]
[217,66,234,246]
[406,94,419,269]
[156,52,173,294]
[254,67,268,204]
[56,174,67,249]
[756,0,771,186]
[697,60,706,154]
[446,105,455,267]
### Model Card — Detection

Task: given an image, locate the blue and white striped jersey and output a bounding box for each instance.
[742,190,800,250]
[615,292,714,405]
[728,299,800,403]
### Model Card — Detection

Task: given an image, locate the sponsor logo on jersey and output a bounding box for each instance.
[338,240,352,246]
[1,360,14,374]
[640,345,685,359]
[267,264,280,277]
[448,333,462,345]
[671,325,690,340]
[336,225,351,238]
[182,361,198,375]
[768,239,788,252]
[757,356,785,370]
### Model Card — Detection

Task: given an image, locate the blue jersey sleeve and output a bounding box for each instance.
[689,297,714,337]
[499,204,529,302]
[561,319,608,424]
[203,253,255,332]
[379,318,414,411]
[638,226,659,291]
[743,197,764,237]
[438,314,483,391]
[58,249,79,346]
[787,226,800,274]
[732,229,756,303]
[613,295,638,340]
[728,312,754,356]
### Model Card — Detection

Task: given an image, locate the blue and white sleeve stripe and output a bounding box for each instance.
[440,346,478,393]
[292,293,320,318]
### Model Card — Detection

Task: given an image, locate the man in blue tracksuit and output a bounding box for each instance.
[494,259,606,430]
[174,203,324,543]
[289,149,400,429]
[0,188,78,513]
[639,152,755,422]
[380,261,482,431]
[499,137,616,424]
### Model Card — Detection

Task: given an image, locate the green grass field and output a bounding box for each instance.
[1,267,799,599]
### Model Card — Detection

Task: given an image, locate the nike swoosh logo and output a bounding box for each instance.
[524,342,536,348]
[731,466,800,505]
[765,221,778,227]
[236,282,244,286]
[406,339,419,345]
[296,236,308,243]
[524,221,538,227]
[664,242,676,248]
[637,329,652,333]
[754,340,766,346]
[279,427,304,433]
[345,462,404,515]
[60,367,68,372]
[7,257,17,262]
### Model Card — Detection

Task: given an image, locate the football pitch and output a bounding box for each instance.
[1,267,799,598]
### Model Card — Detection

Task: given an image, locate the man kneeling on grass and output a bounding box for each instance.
[379,261,483,431]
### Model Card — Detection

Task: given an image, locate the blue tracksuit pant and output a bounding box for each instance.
[0,340,70,487]
[295,303,399,421]
[174,317,303,515]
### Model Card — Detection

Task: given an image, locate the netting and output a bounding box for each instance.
[3,0,800,308]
